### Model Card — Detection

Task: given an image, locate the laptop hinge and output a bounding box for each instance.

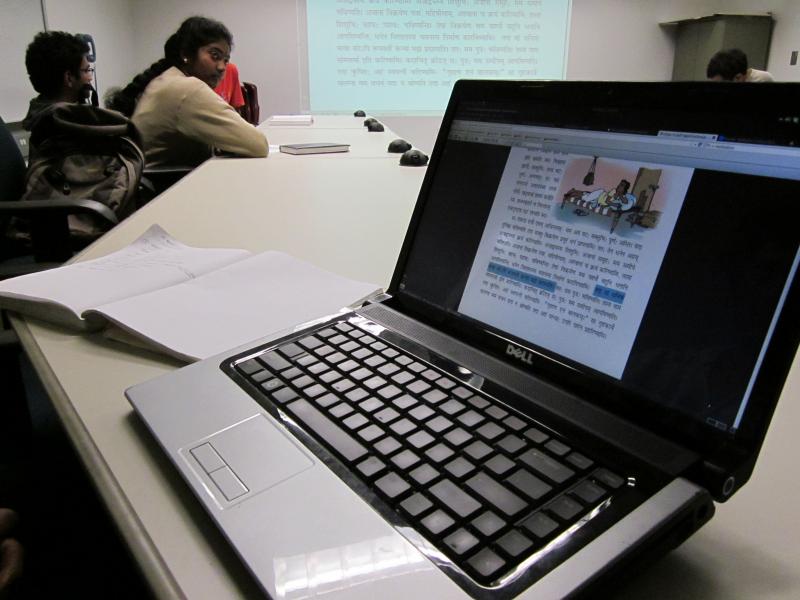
[364,291,392,305]
[688,454,754,502]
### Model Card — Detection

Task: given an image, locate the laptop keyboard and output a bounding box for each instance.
[232,317,629,588]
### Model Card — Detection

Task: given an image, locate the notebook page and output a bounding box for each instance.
[0,225,251,323]
[87,251,381,361]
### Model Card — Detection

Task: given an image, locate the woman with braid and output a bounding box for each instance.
[108,16,267,168]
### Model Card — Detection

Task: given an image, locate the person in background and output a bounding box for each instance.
[706,48,774,82]
[215,62,245,114]
[107,16,267,168]
[22,31,95,132]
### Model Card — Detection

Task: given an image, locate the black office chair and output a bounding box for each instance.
[0,116,120,446]
[0,115,121,270]
[0,117,38,274]
[140,165,192,200]
[0,119,37,449]
[240,82,260,125]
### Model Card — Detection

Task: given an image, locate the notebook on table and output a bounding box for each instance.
[128,81,800,599]
[279,142,350,155]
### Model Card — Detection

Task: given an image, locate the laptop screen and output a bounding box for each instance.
[392,82,800,449]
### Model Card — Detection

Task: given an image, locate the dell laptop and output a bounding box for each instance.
[128,81,800,599]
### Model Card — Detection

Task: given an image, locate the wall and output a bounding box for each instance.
[566,0,677,81]
[384,0,800,148]
[44,0,139,103]
[4,0,798,142]
[123,0,706,151]
[127,0,301,118]
[707,0,800,81]
[767,2,800,80]
[628,0,800,82]
[0,0,47,122]
[384,0,710,151]
[0,0,137,121]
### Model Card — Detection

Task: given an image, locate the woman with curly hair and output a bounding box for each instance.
[108,16,267,168]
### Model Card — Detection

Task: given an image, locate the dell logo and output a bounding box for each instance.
[506,344,533,365]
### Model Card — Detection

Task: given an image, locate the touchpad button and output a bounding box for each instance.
[189,414,314,504]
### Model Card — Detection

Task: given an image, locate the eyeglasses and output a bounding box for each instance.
[80,66,95,74]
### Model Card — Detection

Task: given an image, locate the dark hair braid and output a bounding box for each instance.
[106,57,172,116]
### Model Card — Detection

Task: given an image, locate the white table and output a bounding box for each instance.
[262,115,371,130]
[261,115,409,159]
[617,350,800,598]
[10,117,800,599]
[12,155,427,599]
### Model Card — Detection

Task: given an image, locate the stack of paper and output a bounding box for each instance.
[267,115,315,126]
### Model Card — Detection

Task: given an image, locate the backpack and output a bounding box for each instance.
[23,103,145,236]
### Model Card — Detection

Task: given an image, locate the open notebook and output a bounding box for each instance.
[128,81,800,599]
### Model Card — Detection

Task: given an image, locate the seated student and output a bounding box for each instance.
[215,62,245,114]
[22,31,95,132]
[107,16,267,168]
[706,48,774,82]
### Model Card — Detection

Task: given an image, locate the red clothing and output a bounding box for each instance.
[214,63,245,109]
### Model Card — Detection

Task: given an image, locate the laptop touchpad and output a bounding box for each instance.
[186,414,314,505]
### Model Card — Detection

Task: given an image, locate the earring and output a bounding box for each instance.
[183,58,188,63]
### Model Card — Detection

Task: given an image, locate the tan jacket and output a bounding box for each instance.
[132,67,268,167]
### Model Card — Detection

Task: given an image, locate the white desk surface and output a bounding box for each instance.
[261,117,410,159]
[12,156,427,599]
[10,120,800,599]
[261,114,376,130]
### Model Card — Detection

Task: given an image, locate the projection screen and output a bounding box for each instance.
[301,0,572,114]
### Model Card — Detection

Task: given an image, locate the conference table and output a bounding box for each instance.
[9,116,800,599]
[259,114,414,158]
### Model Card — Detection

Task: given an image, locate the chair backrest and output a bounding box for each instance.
[241,82,260,126]
[141,166,192,200]
[0,116,26,203]
[1,108,127,264]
